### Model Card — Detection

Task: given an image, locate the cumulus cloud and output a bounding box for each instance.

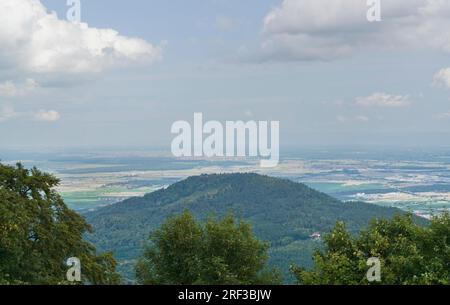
[433,68,450,88]
[355,92,411,107]
[260,0,450,61]
[0,79,39,97]
[34,110,61,122]
[34,110,60,122]
[0,0,163,75]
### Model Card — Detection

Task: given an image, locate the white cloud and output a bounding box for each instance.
[355,115,370,122]
[34,110,60,122]
[433,68,450,89]
[0,79,39,97]
[0,105,18,122]
[0,0,163,75]
[356,92,411,107]
[0,82,17,97]
[260,0,450,61]
[0,106,60,123]
[337,115,369,123]
[436,111,450,119]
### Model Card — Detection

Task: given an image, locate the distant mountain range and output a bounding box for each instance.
[85,173,416,282]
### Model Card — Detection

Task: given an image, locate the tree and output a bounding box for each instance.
[0,163,121,284]
[292,213,450,285]
[135,211,281,285]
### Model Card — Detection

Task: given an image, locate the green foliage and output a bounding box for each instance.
[0,163,121,285]
[87,173,415,282]
[292,213,450,285]
[135,211,281,285]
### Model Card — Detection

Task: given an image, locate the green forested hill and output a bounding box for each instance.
[85,173,418,282]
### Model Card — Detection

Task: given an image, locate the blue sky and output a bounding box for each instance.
[1,0,450,151]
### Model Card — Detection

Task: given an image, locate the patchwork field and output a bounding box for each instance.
[3,149,450,217]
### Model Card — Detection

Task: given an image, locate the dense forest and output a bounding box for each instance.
[135,211,281,285]
[2,163,443,285]
[293,213,450,284]
[0,163,120,284]
[85,173,419,282]
[136,211,449,285]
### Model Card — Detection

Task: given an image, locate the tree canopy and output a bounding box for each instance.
[87,173,408,281]
[135,210,281,285]
[2,164,447,286]
[0,163,120,284]
[292,213,450,285]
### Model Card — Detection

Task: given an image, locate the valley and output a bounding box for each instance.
[3,148,450,217]
[1,147,446,283]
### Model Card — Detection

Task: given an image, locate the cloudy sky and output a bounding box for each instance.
[2,0,450,150]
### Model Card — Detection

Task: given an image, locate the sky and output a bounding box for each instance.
[1,0,450,151]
